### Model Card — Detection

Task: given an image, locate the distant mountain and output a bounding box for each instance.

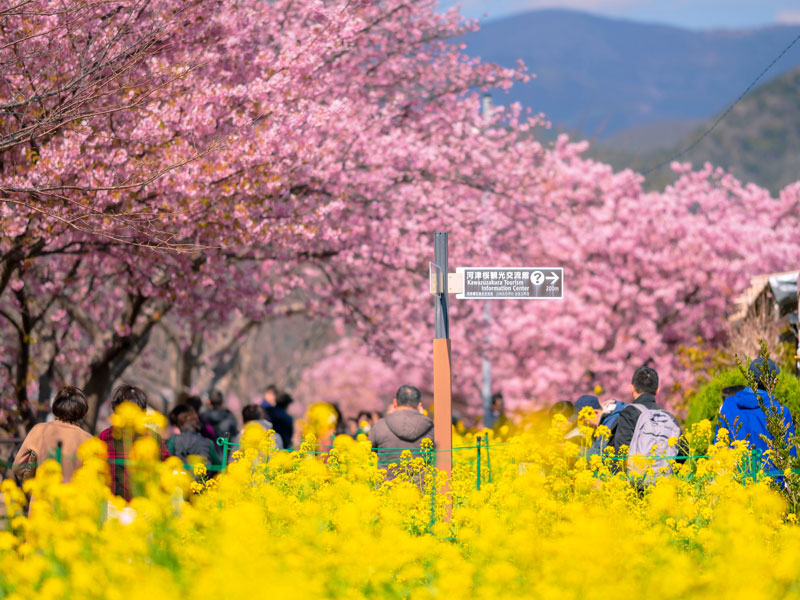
[601,118,703,153]
[465,9,800,137]
[590,66,800,194]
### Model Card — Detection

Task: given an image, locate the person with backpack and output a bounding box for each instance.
[583,398,628,454]
[564,395,627,455]
[612,365,681,476]
[597,399,627,446]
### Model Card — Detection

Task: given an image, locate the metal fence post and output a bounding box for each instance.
[751,448,763,482]
[427,447,436,533]
[476,435,482,491]
[221,436,230,473]
[484,435,492,484]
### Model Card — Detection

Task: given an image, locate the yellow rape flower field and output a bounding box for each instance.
[1,409,799,600]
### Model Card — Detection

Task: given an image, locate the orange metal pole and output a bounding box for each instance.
[433,338,453,475]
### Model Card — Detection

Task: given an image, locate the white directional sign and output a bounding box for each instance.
[455,267,564,300]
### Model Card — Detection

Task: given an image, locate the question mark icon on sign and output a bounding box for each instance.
[531,271,544,285]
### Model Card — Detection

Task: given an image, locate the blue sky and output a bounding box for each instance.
[440,0,800,29]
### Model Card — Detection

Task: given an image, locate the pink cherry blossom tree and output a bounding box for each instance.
[0,0,529,430]
[2,0,798,435]
[326,151,800,415]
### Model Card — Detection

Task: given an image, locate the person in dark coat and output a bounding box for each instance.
[186,395,218,441]
[230,404,283,450]
[612,365,679,452]
[200,389,239,442]
[369,385,434,469]
[490,392,511,432]
[262,388,294,449]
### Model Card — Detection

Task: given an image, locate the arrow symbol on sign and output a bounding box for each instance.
[547,272,559,285]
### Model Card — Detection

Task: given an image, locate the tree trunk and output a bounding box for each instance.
[13,290,37,431]
[82,362,113,434]
[0,238,45,300]
[80,296,169,432]
[14,323,36,431]
[168,328,203,404]
[175,345,197,404]
[36,361,55,421]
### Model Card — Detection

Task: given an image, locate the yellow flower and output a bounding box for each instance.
[0,402,798,599]
[595,425,611,441]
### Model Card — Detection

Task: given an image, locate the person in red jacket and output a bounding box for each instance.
[98,385,169,501]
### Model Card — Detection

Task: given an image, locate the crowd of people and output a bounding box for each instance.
[8,356,797,499]
[10,383,298,499]
[10,380,422,499]
[554,360,795,474]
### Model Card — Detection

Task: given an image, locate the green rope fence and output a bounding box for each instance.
[5,436,799,539]
[7,436,798,492]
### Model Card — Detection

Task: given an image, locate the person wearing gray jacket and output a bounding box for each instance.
[168,404,221,469]
[369,385,434,469]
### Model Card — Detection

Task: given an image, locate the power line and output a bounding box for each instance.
[642,30,800,176]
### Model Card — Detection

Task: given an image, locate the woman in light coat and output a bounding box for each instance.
[13,386,92,483]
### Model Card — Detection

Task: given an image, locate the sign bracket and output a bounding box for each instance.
[447,272,464,294]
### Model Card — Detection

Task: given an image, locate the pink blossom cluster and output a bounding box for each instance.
[1,0,797,429]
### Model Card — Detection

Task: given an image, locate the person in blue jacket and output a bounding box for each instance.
[715,358,795,462]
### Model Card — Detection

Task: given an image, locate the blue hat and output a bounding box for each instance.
[748,358,780,389]
[574,395,601,412]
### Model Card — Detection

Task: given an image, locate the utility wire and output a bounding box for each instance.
[642,30,800,176]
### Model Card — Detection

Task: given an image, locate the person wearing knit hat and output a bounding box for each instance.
[564,394,603,447]
[573,395,602,425]
[748,357,780,390]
